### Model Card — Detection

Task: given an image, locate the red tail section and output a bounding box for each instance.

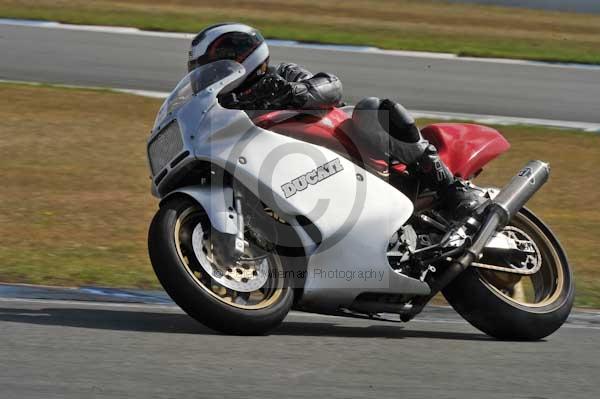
[420,123,510,179]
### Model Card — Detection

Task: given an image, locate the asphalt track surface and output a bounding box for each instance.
[1,23,600,123]
[1,293,600,399]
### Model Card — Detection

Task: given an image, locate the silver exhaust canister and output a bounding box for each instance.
[491,160,550,227]
[459,159,551,268]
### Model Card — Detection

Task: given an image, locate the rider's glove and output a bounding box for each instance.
[252,74,293,108]
[220,74,297,109]
[219,88,271,109]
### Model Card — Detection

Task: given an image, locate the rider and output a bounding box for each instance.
[187,23,469,205]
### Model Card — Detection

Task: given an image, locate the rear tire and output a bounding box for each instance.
[443,208,574,340]
[148,196,293,335]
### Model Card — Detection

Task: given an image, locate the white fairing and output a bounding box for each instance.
[148,61,430,311]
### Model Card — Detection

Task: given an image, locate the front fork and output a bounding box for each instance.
[234,191,246,254]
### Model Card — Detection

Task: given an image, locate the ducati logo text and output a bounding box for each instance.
[281,158,344,198]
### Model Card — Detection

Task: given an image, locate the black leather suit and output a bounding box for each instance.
[272,63,343,109]
[223,63,343,110]
[223,62,452,188]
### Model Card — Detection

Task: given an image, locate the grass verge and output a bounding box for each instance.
[1,0,600,64]
[0,82,598,306]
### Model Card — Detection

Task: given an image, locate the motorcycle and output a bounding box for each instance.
[146,60,574,339]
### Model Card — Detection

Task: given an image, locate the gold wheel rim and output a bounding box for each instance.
[478,213,565,308]
[174,207,284,310]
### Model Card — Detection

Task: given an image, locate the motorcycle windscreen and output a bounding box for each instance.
[153,60,246,130]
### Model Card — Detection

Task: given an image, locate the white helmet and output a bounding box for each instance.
[188,23,270,90]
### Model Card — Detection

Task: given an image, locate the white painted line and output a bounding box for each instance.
[4,78,598,133]
[411,109,600,133]
[113,88,171,98]
[0,297,333,318]
[78,287,160,300]
[2,18,600,71]
[0,296,181,310]
[0,18,194,39]
[0,78,169,98]
[76,86,600,132]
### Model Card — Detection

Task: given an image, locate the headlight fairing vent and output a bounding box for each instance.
[148,120,184,176]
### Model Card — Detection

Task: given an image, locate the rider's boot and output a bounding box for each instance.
[412,143,453,192]
[412,144,487,217]
[378,99,486,217]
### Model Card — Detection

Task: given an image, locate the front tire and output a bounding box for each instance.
[148,196,293,335]
[443,208,574,340]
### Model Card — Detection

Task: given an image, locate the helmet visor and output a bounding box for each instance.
[188,30,265,71]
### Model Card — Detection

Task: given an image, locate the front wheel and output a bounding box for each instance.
[443,208,574,340]
[148,196,293,335]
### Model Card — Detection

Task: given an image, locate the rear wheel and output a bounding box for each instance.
[443,208,574,340]
[148,196,293,335]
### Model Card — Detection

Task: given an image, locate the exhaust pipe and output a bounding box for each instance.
[402,160,550,320]
[491,160,551,226]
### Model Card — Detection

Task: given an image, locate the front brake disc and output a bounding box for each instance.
[191,223,269,292]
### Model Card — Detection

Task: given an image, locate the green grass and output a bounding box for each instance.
[0,82,599,306]
[1,0,600,64]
